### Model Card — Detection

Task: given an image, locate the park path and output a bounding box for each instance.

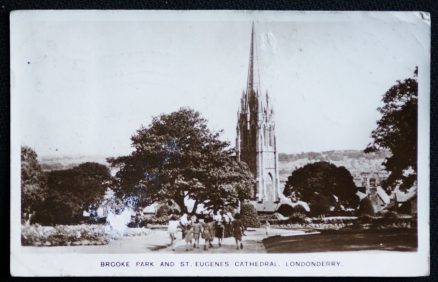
[22,228,309,254]
[160,227,308,253]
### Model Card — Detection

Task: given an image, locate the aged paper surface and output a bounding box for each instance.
[10,10,430,276]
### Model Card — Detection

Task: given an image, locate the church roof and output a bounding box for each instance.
[376,186,391,204]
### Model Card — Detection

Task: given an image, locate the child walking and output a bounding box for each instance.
[184,224,194,251]
[192,218,202,248]
[215,219,225,247]
[232,213,244,250]
[201,219,212,251]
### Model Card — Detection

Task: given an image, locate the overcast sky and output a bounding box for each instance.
[11,11,429,157]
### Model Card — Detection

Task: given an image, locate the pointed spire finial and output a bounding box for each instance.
[247,22,255,94]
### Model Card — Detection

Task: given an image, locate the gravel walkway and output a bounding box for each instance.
[22,228,310,254]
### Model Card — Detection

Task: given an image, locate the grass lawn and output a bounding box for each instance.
[263,228,417,253]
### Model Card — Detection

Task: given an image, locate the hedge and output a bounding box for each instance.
[240,203,261,228]
[22,224,108,246]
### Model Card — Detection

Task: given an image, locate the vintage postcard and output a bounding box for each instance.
[10,10,430,276]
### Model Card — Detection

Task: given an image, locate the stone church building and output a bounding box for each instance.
[236,24,282,207]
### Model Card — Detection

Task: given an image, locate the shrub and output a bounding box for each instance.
[21,224,109,246]
[277,204,294,217]
[277,204,308,217]
[329,209,356,217]
[123,227,151,237]
[358,197,375,216]
[240,203,260,228]
[358,214,374,224]
[156,204,170,218]
[383,211,399,220]
[287,212,306,224]
[142,215,168,225]
[380,211,400,225]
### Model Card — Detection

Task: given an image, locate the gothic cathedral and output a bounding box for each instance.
[236,24,281,204]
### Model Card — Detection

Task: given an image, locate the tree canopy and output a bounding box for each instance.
[365,68,418,192]
[21,146,47,223]
[283,161,358,216]
[35,162,111,225]
[108,108,254,213]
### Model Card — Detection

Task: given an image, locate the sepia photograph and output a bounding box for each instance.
[10,10,430,276]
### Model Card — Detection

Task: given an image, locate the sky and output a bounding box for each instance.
[11,11,430,157]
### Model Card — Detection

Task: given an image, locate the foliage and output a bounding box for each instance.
[365,68,418,192]
[21,224,108,246]
[276,204,294,217]
[108,108,254,212]
[284,161,359,216]
[34,162,111,225]
[358,197,375,216]
[156,204,170,218]
[383,210,399,220]
[277,204,307,217]
[398,199,415,215]
[279,149,389,162]
[357,214,374,224]
[142,215,169,225]
[240,203,260,228]
[308,194,334,217]
[21,146,47,223]
[123,227,151,237]
[287,212,307,224]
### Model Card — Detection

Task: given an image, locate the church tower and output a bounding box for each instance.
[236,24,281,204]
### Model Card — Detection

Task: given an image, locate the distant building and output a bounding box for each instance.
[236,24,281,207]
[353,171,389,190]
[356,172,391,214]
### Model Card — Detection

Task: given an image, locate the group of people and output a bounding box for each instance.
[167,210,245,251]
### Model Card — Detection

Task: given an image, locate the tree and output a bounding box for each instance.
[35,162,111,225]
[365,68,418,192]
[21,146,47,224]
[108,108,254,213]
[283,161,358,216]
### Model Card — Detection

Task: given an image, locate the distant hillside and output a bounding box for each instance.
[40,155,111,171]
[40,150,390,184]
[278,150,390,182]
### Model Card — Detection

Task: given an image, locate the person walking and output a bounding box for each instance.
[201,218,212,251]
[232,213,245,250]
[223,211,233,237]
[184,224,194,251]
[207,214,216,248]
[265,220,271,235]
[215,214,225,247]
[167,210,181,251]
[179,212,190,239]
[192,218,202,248]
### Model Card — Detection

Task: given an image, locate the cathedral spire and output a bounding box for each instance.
[236,21,280,205]
[247,22,255,94]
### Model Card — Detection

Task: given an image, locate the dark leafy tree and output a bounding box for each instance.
[308,194,333,217]
[283,161,358,216]
[108,108,254,213]
[21,146,47,224]
[365,68,418,192]
[240,203,260,228]
[358,197,375,216]
[35,162,111,225]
